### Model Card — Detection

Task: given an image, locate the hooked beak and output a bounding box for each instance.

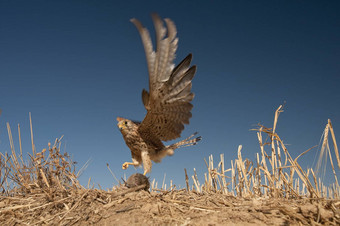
[118,123,124,130]
[116,117,125,130]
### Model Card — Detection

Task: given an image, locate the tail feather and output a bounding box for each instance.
[169,132,202,149]
[153,132,201,163]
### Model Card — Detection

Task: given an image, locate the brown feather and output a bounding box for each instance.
[118,14,200,175]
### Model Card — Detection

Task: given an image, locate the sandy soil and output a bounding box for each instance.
[1,187,339,225]
[74,189,339,225]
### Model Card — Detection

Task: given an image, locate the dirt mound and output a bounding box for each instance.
[1,187,339,225]
[97,190,339,225]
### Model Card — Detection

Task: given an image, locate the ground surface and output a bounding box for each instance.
[93,190,339,226]
[1,187,339,225]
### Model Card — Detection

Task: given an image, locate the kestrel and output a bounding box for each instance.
[117,14,201,175]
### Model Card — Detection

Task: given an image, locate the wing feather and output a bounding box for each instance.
[130,18,156,93]
[131,14,196,141]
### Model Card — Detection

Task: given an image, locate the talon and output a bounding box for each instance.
[122,162,129,170]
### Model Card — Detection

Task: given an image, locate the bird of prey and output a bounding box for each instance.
[117,14,201,175]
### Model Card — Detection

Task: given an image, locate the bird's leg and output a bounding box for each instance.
[122,162,139,170]
[141,151,152,175]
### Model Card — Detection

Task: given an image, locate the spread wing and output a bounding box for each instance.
[131,14,196,141]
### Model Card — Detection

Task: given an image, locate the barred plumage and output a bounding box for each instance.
[117,14,201,175]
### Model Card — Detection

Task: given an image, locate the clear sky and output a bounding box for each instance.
[1,0,339,189]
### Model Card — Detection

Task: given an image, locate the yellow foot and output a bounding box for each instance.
[122,162,130,170]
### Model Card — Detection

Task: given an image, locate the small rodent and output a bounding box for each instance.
[125,173,150,191]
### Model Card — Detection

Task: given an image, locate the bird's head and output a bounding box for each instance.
[116,117,140,134]
[117,117,130,131]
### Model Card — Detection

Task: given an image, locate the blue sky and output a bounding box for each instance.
[1,0,339,189]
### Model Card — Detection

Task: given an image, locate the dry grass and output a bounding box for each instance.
[0,106,339,225]
[191,105,340,200]
[1,115,80,195]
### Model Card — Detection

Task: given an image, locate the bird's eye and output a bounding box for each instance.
[124,121,128,125]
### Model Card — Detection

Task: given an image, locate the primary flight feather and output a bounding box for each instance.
[117,14,201,175]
